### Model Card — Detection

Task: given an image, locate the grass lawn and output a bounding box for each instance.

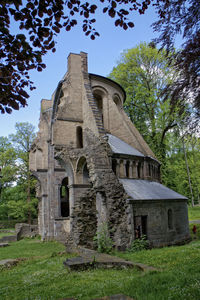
[188,205,200,221]
[0,237,200,300]
[0,232,15,239]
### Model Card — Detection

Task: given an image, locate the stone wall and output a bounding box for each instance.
[131,200,190,247]
[55,128,134,250]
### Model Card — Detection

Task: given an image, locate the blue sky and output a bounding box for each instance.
[0,5,158,137]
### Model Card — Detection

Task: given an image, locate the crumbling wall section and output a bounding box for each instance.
[84,129,134,250]
[55,128,134,250]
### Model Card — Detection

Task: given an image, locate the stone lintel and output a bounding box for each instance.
[55,217,70,221]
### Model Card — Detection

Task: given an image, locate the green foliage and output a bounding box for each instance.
[0,184,38,220]
[163,135,200,204]
[188,206,200,221]
[128,235,150,252]
[0,122,38,223]
[0,136,17,188]
[93,223,113,254]
[109,42,188,163]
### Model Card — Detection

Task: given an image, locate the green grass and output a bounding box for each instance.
[0,238,200,299]
[0,232,15,239]
[188,205,200,220]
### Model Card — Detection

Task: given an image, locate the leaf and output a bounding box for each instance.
[128,22,134,28]
[66,25,71,31]
[103,7,108,13]
[109,8,116,18]
[112,1,117,8]
[37,66,42,72]
[5,107,12,114]
[123,23,128,30]
[115,19,120,26]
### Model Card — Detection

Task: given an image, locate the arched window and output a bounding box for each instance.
[168,209,173,230]
[113,94,122,109]
[125,161,130,178]
[94,93,103,124]
[76,126,83,148]
[60,177,69,217]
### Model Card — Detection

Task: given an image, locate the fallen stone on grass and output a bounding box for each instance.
[0,243,9,247]
[0,258,25,269]
[0,259,19,268]
[63,252,157,272]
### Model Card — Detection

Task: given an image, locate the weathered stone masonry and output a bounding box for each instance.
[30,52,190,249]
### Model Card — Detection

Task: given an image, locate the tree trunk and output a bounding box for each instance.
[183,139,194,207]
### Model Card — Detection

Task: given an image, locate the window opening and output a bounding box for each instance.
[112,159,117,175]
[137,162,141,178]
[125,161,130,178]
[148,164,151,177]
[60,177,69,217]
[94,94,103,124]
[168,209,173,230]
[83,163,90,184]
[76,126,83,148]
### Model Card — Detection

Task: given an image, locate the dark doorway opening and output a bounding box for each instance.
[112,159,117,175]
[134,215,148,238]
[60,177,69,217]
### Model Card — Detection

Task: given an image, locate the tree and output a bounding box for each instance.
[0,0,151,114]
[0,136,17,192]
[109,42,188,162]
[1,1,199,122]
[163,133,200,205]
[152,0,200,127]
[10,122,37,223]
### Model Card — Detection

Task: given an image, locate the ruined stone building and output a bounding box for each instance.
[29,52,190,249]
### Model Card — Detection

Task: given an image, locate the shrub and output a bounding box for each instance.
[128,235,150,252]
[93,223,113,254]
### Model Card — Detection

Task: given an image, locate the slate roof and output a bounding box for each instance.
[120,179,187,201]
[107,134,144,157]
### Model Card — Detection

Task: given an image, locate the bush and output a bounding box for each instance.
[128,235,150,252]
[93,223,113,254]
